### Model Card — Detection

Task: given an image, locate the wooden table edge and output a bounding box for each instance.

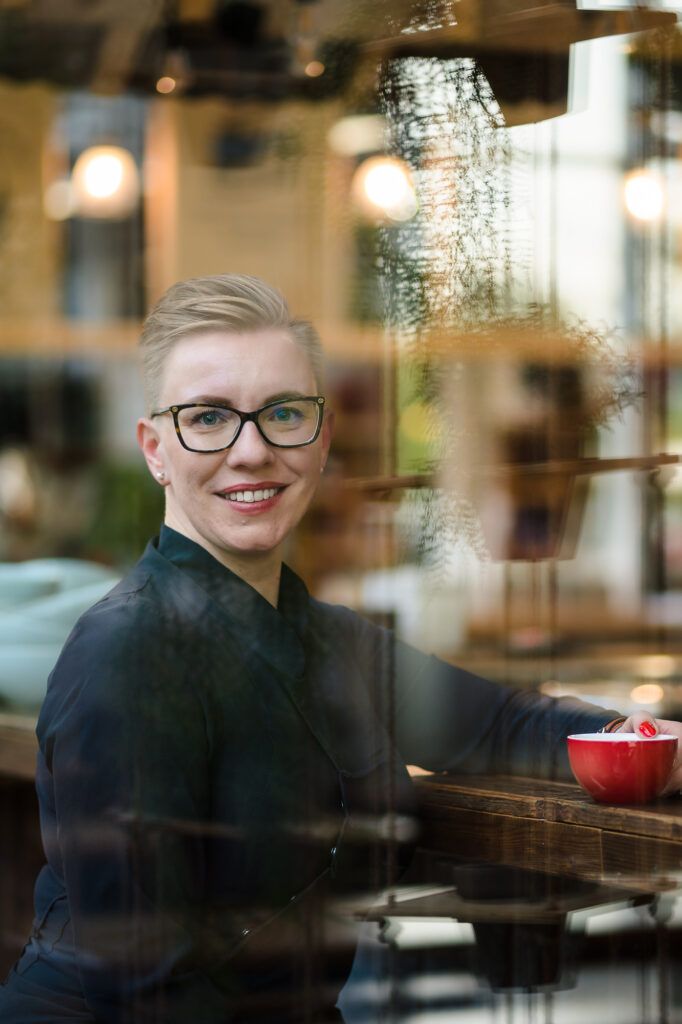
[413,772,682,843]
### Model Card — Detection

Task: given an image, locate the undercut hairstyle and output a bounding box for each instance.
[139,274,325,410]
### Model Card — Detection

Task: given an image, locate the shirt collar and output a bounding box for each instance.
[155,525,309,676]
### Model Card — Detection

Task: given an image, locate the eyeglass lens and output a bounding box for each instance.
[176,399,321,451]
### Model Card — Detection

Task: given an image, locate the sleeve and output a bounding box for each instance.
[38,606,233,1023]
[345,610,617,780]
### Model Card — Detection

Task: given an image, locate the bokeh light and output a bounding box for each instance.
[623,169,665,222]
[70,146,140,219]
[304,61,325,78]
[327,115,385,157]
[635,654,676,679]
[43,179,75,221]
[352,155,418,222]
[630,682,665,705]
[156,76,177,95]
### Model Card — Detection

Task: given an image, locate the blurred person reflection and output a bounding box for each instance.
[1,274,681,1023]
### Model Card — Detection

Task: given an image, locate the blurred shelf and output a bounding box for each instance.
[9,315,682,364]
[360,4,674,56]
[344,473,431,493]
[345,454,681,493]
[0,319,142,356]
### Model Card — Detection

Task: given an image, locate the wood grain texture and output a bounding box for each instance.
[416,774,682,886]
[415,774,682,841]
[0,718,38,782]
[602,831,682,878]
[419,805,605,880]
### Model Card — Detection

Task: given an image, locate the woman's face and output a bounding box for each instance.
[138,328,331,567]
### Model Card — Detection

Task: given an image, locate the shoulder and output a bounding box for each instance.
[37,545,217,733]
[56,555,165,667]
[308,596,391,653]
[309,595,366,630]
[61,541,217,659]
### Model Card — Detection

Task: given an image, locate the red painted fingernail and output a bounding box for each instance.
[639,722,657,737]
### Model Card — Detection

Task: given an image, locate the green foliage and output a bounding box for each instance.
[85,460,164,568]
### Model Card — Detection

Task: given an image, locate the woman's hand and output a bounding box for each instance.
[615,712,682,795]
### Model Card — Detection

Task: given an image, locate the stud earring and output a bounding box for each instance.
[156,471,166,481]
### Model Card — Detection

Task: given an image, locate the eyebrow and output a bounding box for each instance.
[187,391,311,407]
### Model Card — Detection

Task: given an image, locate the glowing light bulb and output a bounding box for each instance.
[624,169,665,222]
[83,154,123,198]
[352,156,417,222]
[71,146,140,219]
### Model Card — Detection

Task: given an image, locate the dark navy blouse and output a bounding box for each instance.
[3,526,615,1022]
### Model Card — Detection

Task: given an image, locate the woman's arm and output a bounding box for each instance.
[341,609,617,779]
[393,644,616,778]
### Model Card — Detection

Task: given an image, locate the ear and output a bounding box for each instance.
[137,417,168,485]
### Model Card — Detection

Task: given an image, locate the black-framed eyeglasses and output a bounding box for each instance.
[151,396,325,453]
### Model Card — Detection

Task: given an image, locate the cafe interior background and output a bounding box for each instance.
[4,0,682,1020]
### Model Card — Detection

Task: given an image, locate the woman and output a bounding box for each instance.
[2,274,680,1023]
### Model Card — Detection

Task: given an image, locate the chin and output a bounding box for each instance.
[214,529,286,558]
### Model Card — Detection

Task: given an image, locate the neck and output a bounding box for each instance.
[164,519,283,607]
[223,550,282,607]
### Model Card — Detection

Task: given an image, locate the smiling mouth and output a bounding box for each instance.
[219,486,283,504]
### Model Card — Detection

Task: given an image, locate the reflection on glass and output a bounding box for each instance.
[0,4,681,1021]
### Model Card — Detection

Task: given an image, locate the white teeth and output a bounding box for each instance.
[225,487,279,503]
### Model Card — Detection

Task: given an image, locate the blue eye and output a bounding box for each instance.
[187,407,229,429]
[270,406,302,423]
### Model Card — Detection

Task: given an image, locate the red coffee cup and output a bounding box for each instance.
[567,732,678,804]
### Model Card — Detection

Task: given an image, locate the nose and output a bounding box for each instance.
[224,419,274,467]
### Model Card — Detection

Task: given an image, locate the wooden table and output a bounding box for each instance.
[0,716,42,972]
[413,772,682,891]
[2,732,682,1007]
[3,722,682,885]
[0,714,38,781]
[3,725,682,891]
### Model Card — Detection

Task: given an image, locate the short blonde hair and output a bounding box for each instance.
[140,274,325,410]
